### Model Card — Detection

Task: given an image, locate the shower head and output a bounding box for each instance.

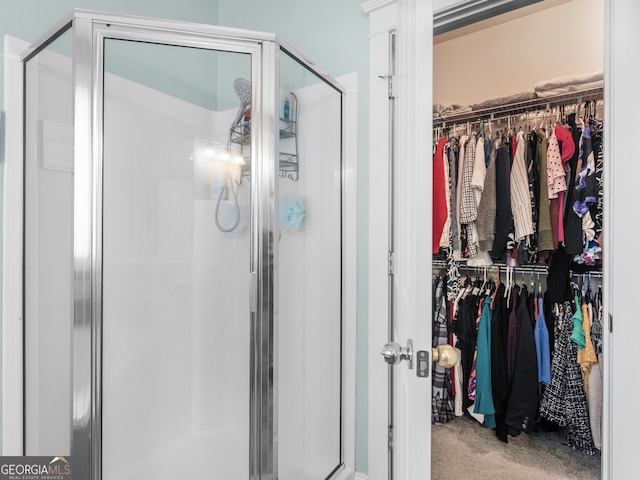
[230,77,252,130]
[233,77,252,108]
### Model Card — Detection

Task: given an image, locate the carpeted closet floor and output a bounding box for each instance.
[431,415,601,480]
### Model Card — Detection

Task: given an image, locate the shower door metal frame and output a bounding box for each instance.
[74,12,277,480]
[74,12,275,480]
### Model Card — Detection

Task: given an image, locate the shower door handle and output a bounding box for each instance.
[381,339,413,369]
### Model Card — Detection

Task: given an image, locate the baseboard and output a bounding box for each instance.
[354,473,368,480]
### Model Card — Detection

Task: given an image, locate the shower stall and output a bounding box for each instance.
[22,10,346,480]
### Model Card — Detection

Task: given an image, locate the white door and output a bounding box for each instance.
[366,1,433,479]
[364,1,639,480]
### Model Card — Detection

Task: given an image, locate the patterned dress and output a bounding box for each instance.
[539,301,596,455]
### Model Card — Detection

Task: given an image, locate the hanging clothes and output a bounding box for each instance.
[433,137,448,254]
[525,130,540,264]
[476,138,497,252]
[490,282,510,442]
[432,92,605,458]
[490,141,513,260]
[432,276,455,424]
[547,130,566,250]
[534,295,551,385]
[539,301,596,455]
[448,137,460,254]
[468,135,493,266]
[459,133,479,258]
[439,143,452,250]
[564,114,584,255]
[505,285,539,434]
[577,301,598,395]
[454,135,468,260]
[536,128,554,253]
[554,123,575,245]
[570,295,586,349]
[453,284,481,412]
[473,294,496,428]
[575,120,604,266]
[506,285,519,380]
[511,131,534,242]
[591,124,604,245]
[588,285,603,450]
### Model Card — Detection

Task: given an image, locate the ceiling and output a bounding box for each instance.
[434,0,572,44]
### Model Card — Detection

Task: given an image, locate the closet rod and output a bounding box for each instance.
[432,259,603,278]
[432,259,550,275]
[433,86,603,127]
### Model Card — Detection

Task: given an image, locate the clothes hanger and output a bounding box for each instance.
[571,278,581,299]
[505,266,513,308]
[490,265,500,310]
[538,109,545,130]
[479,267,492,296]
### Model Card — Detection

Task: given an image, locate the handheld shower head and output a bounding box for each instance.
[231,78,252,128]
[217,77,251,234]
[234,77,252,108]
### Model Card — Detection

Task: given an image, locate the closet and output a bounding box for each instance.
[431,0,604,477]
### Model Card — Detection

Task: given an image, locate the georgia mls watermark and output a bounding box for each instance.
[0,457,71,480]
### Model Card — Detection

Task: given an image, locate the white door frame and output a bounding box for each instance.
[603,2,640,478]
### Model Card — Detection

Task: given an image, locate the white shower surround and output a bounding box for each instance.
[17,37,349,480]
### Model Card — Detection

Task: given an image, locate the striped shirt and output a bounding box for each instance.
[511,131,534,241]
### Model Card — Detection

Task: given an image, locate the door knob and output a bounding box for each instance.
[381,339,413,369]
[432,344,457,368]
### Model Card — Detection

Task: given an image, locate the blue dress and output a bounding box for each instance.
[474,295,496,428]
[534,296,551,385]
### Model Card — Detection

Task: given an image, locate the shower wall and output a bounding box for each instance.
[101,65,252,479]
[278,79,343,479]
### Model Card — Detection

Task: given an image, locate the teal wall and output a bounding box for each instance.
[1,0,369,474]
[0,0,220,105]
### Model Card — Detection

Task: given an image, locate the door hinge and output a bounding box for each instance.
[378,74,395,99]
[388,425,394,450]
[388,251,396,275]
[609,313,613,333]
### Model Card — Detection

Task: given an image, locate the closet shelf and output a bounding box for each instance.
[433,86,603,127]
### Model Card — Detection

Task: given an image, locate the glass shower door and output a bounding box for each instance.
[277,50,344,479]
[23,24,74,458]
[100,39,252,479]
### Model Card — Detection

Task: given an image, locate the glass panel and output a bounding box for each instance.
[101,39,251,479]
[24,27,74,456]
[277,51,343,479]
